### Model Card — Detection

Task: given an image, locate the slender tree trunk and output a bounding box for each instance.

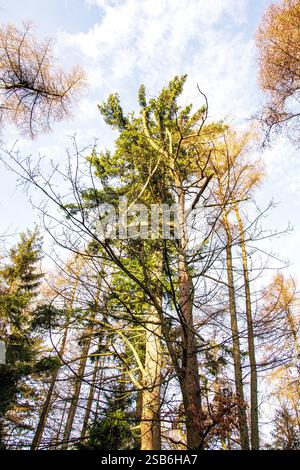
[140,304,162,450]
[31,317,70,450]
[177,187,203,450]
[55,392,68,447]
[31,369,59,449]
[80,348,100,441]
[31,256,85,449]
[235,206,259,449]
[179,262,203,449]
[224,217,250,450]
[286,308,300,367]
[135,385,143,426]
[140,247,162,450]
[93,355,106,424]
[61,329,93,449]
[62,264,104,449]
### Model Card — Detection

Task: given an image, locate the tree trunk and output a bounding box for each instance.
[178,260,203,449]
[80,351,100,441]
[62,327,93,449]
[55,392,68,447]
[31,317,70,450]
[140,304,162,450]
[286,308,300,369]
[31,256,85,449]
[235,206,259,449]
[224,217,250,450]
[177,188,203,450]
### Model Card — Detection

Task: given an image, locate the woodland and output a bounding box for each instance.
[0,0,299,451]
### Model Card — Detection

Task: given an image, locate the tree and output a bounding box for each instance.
[61,311,97,449]
[234,207,260,449]
[30,255,86,450]
[256,0,300,143]
[0,22,85,137]
[79,382,139,451]
[262,273,300,374]
[270,404,300,449]
[208,128,263,449]
[0,229,45,446]
[5,76,228,449]
[88,76,227,448]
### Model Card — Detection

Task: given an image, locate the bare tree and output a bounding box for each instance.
[256,0,300,143]
[0,22,85,137]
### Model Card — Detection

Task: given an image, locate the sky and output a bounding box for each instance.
[0,0,300,282]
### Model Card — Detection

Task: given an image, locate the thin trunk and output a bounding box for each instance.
[224,217,250,450]
[140,248,162,451]
[135,386,143,426]
[286,308,300,413]
[55,392,68,447]
[80,350,100,441]
[62,265,103,449]
[31,257,85,449]
[286,308,300,369]
[31,317,69,450]
[94,358,105,424]
[177,187,203,450]
[61,328,93,449]
[140,304,162,450]
[235,206,259,449]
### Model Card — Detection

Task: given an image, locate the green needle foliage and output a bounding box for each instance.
[0,229,51,446]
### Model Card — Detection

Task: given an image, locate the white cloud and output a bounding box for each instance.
[59,0,252,123]
[5,0,300,283]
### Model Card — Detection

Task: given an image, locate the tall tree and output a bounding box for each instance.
[0,22,85,137]
[96,75,226,449]
[0,229,44,446]
[209,129,263,449]
[256,0,300,143]
[30,255,86,449]
[270,403,300,449]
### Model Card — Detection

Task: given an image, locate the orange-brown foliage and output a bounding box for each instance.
[0,23,86,137]
[256,0,300,141]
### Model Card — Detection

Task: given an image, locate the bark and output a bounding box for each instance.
[135,374,143,424]
[55,393,68,447]
[94,359,105,424]
[62,265,103,449]
[140,304,162,450]
[31,317,70,450]
[178,259,203,449]
[235,207,259,449]
[224,216,250,450]
[79,330,108,440]
[80,351,100,441]
[286,308,300,366]
[177,187,203,450]
[61,329,93,449]
[31,257,85,449]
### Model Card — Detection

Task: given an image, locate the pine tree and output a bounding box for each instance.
[271,405,300,449]
[79,381,139,451]
[0,229,45,447]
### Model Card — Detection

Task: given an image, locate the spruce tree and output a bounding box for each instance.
[0,229,44,447]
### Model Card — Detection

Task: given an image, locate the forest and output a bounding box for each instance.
[0,0,299,452]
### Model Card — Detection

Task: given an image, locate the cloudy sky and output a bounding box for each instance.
[0,0,299,281]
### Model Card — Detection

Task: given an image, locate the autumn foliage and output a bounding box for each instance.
[256,0,300,142]
[0,23,86,137]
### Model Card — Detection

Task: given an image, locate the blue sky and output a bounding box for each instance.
[0,0,299,282]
